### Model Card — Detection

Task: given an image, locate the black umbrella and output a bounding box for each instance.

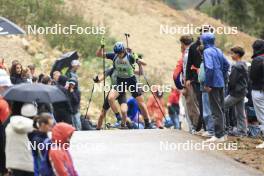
[0,17,25,35]
[3,83,68,103]
[50,51,79,77]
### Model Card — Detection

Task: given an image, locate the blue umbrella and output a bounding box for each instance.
[0,17,25,35]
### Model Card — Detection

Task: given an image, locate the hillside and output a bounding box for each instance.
[65,0,256,84]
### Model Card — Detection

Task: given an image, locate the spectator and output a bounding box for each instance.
[147,86,166,129]
[225,46,248,137]
[41,75,52,85]
[49,123,78,176]
[250,39,264,149]
[38,73,45,83]
[53,71,61,83]
[0,69,11,176]
[185,26,213,132]
[10,63,27,85]
[28,114,53,176]
[201,32,230,142]
[127,97,144,129]
[66,60,81,81]
[180,35,201,133]
[53,75,73,124]
[27,64,36,78]
[66,78,81,131]
[167,87,181,129]
[5,103,38,176]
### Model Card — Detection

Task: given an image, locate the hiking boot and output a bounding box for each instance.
[205,135,227,143]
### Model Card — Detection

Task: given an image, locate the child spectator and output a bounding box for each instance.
[147,86,166,129]
[49,123,78,176]
[167,87,181,129]
[225,46,248,137]
[28,114,53,176]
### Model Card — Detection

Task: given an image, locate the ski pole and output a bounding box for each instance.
[143,74,168,123]
[101,39,107,129]
[124,33,130,48]
[85,83,95,119]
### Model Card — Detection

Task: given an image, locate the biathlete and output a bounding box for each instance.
[94,67,130,130]
[96,42,153,129]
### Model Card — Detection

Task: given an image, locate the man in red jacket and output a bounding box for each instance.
[49,123,78,176]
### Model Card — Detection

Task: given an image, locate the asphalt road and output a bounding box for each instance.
[70,130,263,176]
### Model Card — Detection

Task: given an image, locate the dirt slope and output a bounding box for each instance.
[65,0,256,84]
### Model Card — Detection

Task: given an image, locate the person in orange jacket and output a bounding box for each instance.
[147,86,166,129]
[49,123,78,176]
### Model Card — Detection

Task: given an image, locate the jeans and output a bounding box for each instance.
[224,95,247,134]
[252,90,264,133]
[209,88,225,138]
[169,104,180,129]
[72,112,82,131]
[202,92,214,134]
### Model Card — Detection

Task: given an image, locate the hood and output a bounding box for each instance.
[252,39,264,58]
[9,116,33,134]
[52,122,75,144]
[201,32,215,48]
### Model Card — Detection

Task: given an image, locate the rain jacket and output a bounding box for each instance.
[28,131,49,176]
[5,116,34,172]
[49,123,78,176]
[201,32,230,88]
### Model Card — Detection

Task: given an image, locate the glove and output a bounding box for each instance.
[100,37,106,48]
[93,75,100,83]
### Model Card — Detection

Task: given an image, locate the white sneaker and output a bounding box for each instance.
[202,131,214,138]
[205,135,227,143]
[256,142,264,149]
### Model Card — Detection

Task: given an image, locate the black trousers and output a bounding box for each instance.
[209,88,225,138]
[0,123,7,174]
[11,170,34,176]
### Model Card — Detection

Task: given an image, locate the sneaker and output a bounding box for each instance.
[202,131,214,138]
[205,135,227,143]
[145,122,155,129]
[229,130,247,137]
[256,142,264,149]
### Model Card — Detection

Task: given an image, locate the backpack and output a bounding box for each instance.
[39,138,55,176]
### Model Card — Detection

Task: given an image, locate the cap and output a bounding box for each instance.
[71,60,81,66]
[21,103,38,117]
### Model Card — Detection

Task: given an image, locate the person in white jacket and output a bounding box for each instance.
[5,103,37,176]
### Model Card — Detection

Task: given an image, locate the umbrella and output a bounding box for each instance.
[0,17,25,35]
[50,51,79,77]
[3,83,68,103]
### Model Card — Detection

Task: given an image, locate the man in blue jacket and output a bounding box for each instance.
[201,32,230,142]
